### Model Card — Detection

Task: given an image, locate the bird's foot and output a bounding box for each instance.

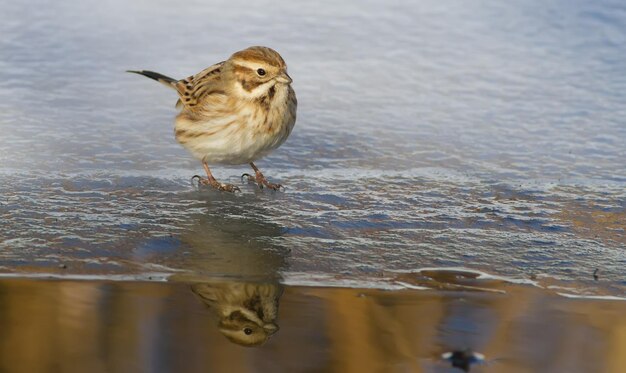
[191,175,240,193]
[241,172,284,191]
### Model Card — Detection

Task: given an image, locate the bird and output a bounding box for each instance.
[191,280,283,347]
[128,46,297,192]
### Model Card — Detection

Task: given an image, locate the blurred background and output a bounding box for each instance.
[0,278,624,372]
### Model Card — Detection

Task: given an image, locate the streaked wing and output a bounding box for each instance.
[174,61,225,109]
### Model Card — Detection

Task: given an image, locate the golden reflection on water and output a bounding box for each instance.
[0,278,624,372]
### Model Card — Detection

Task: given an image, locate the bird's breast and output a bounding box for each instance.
[173,85,296,164]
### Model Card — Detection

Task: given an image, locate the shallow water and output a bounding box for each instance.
[0,277,624,373]
[1,0,625,296]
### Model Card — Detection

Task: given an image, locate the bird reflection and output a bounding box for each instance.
[176,200,288,278]
[173,199,287,347]
[191,279,283,347]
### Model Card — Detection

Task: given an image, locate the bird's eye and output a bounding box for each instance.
[256,68,266,76]
[243,328,253,335]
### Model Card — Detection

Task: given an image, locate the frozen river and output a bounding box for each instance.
[0,0,624,296]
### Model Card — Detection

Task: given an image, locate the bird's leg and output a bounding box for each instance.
[242,162,283,191]
[192,162,240,192]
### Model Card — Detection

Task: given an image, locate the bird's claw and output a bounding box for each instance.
[265,182,284,191]
[191,175,203,188]
[242,173,284,192]
[241,173,255,182]
[219,184,241,193]
[192,175,240,193]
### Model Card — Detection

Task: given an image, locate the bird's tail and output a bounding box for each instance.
[126,70,178,89]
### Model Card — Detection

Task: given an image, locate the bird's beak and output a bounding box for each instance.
[264,323,279,335]
[276,71,292,84]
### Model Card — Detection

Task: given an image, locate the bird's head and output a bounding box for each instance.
[224,46,292,99]
[218,309,279,347]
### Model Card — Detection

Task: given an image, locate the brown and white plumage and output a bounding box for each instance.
[191,281,283,347]
[128,46,297,191]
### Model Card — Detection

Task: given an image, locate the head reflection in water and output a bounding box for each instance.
[192,280,283,347]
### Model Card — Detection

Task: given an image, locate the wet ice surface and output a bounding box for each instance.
[0,0,625,295]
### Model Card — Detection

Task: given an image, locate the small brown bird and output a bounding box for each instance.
[191,280,283,347]
[128,46,297,192]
